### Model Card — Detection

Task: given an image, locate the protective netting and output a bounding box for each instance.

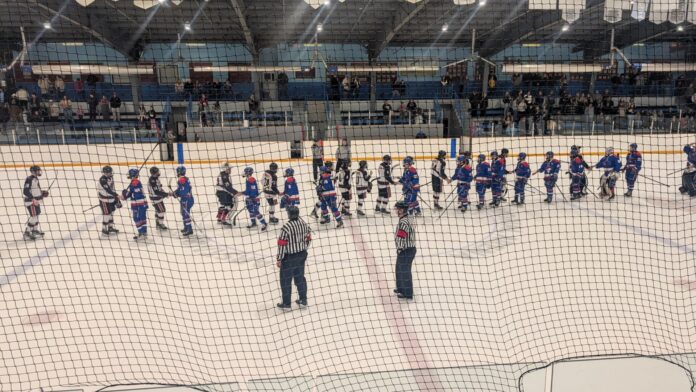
[1,1,696,391]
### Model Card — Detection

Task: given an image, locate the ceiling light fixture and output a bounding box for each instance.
[184,21,191,31]
[43,21,52,29]
[677,25,685,31]
[317,23,323,32]
[442,24,449,32]
[479,0,486,6]
[561,24,570,32]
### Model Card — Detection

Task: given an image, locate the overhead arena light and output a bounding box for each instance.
[502,63,603,73]
[304,0,328,8]
[184,21,192,31]
[193,64,441,73]
[74,0,96,5]
[43,21,52,30]
[31,64,154,76]
[640,62,696,72]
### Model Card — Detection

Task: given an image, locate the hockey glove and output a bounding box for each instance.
[41,191,49,198]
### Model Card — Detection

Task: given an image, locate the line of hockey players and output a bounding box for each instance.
[20,142,696,240]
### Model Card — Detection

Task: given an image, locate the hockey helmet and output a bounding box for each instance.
[394,200,409,211]
[320,165,331,173]
[605,147,614,156]
[490,150,498,159]
[500,148,509,157]
[403,156,414,166]
[477,154,486,163]
[457,155,467,166]
[462,150,472,158]
[629,143,638,152]
[102,165,113,176]
[150,166,160,176]
[545,151,554,160]
[324,161,334,170]
[243,167,254,177]
[437,150,447,159]
[383,154,392,162]
[284,167,294,177]
[359,160,368,169]
[30,165,41,175]
[269,162,278,173]
[286,205,300,220]
[221,162,231,172]
[176,166,187,176]
[518,152,527,161]
[127,168,139,179]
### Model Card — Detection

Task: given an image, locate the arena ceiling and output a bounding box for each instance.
[0,0,694,61]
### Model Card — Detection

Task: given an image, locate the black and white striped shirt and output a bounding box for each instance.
[277,218,312,259]
[395,215,416,251]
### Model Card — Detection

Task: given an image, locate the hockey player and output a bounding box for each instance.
[376,155,398,214]
[98,165,121,236]
[451,155,473,211]
[262,162,281,224]
[148,167,171,230]
[623,143,642,197]
[400,156,421,216]
[490,150,507,207]
[499,148,511,197]
[474,154,492,210]
[336,161,353,216]
[317,165,344,228]
[595,147,622,201]
[241,167,268,231]
[216,162,239,226]
[680,143,696,196]
[122,168,149,240]
[431,150,451,210]
[22,165,49,240]
[569,157,586,200]
[280,168,300,209]
[311,161,333,218]
[533,151,561,203]
[512,153,531,205]
[354,160,372,216]
[569,145,591,196]
[173,166,195,236]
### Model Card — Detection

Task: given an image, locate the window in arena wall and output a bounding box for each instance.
[158,65,179,85]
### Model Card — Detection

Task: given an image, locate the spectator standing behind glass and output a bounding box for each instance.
[38,76,49,98]
[248,94,259,122]
[351,77,360,99]
[406,99,418,118]
[342,75,350,99]
[311,139,324,182]
[382,101,392,121]
[175,79,184,95]
[213,101,221,126]
[54,76,65,97]
[49,100,60,120]
[502,92,512,116]
[148,106,157,130]
[137,105,147,129]
[335,138,351,172]
[0,103,9,133]
[110,92,122,122]
[88,93,98,121]
[28,94,41,120]
[74,78,84,101]
[99,96,111,121]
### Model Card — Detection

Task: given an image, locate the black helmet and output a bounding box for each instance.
[102,166,113,175]
[394,200,409,211]
[30,165,41,175]
[437,150,447,158]
[383,155,391,162]
[286,205,300,220]
[269,162,278,172]
[359,160,367,168]
[150,166,160,176]
[500,148,509,156]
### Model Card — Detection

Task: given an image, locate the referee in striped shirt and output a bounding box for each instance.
[276,205,313,309]
[393,200,417,299]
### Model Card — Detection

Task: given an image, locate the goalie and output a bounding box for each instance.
[595,147,622,201]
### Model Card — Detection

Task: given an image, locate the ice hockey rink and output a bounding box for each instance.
[1,135,696,391]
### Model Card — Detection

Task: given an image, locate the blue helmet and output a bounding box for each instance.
[478,154,486,163]
[176,166,186,176]
[457,155,467,165]
[127,168,139,179]
[403,156,414,166]
[606,147,614,156]
[243,167,254,176]
[545,151,554,160]
[518,152,527,161]
[490,150,498,159]
[284,167,294,177]
[629,143,638,152]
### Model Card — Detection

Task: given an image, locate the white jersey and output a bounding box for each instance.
[337,169,351,192]
[431,158,447,179]
[98,175,119,202]
[23,175,43,207]
[377,162,395,189]
[355,169,371,190]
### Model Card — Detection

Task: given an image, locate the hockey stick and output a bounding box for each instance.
[640,174,670,187]
[667,167,687,176]
[437,187,460,219]
[554,183,568,201]
[137,141,162,174]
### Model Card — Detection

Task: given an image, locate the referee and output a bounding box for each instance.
[276,205,312,309]
[393,200,417,300]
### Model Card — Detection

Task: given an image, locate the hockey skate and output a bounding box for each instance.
[319,217,330,224]
[269,217,280,225]
[434,204,444,210]
[221,220,232,226]
[101,228,111,236]
[133,232,147,241]
[679,186,688,194]
[341,209,352,217]
[247,221,258,229]
[476,203,483,210]
[23,231,36,241]
[336,220,344,228]
[310,209,318,219]
[108,227,119,234]
[276,303,291,309]
[261,224,268,232]
[156,222,169,230]
[544,196,552,203]
[31,229,45,236]
[182,228,194,236]
[357,210,366,216]
[459,204,468,212]
[624,190,633,197]
[570,193,581,200]
[607,192,615,201]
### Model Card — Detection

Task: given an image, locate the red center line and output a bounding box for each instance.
[347,220,444,391]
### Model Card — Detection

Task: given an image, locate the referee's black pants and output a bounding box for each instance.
[395,247,417,298]
[312,159,324,181]
[280,250,308,305]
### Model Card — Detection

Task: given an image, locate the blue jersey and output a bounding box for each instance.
[174,176,193,199]
[122,179,147,207]
[515,162,531,179]
[491,158,507,179]
[452,165,473,183]
[475,162,492,182]
[400,166,420,194]
[318,172,337,197]
[596,155,622,173]
[569,161,585,175]
[243,177,261,199]
[624,151,642,172]
[684,145,696,166]
[539,159,561,177]
[283,177,300,201]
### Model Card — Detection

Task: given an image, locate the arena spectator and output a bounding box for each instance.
[351,76,360,99]
[440,73,451,97]
[329,74,340,101]
[382,101,392,120]
[38,76,49,98]
[55,76,65,96]
[28,94,41,120]
[59,96,75,129]
[278,73,289,100]
[248,94,260,119]
[213,101,222,125]
[15,88,28,109]
[198,94,209,115]
[502,91,512,115]
[175,79,184,94]
[515,95,528,133]
[469,92,481,117]
[0,103,9,133]
[0,88,4,104]
[99,96,111,120]
[503,112,514,135]
[480,94,489,117]
[87,93,98,121]
[74,78,84,100]
[342,75,351,98]
[487,74,497,90]
[406,99,418,118]
[137,105,147,128]
[110,92,122,122]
